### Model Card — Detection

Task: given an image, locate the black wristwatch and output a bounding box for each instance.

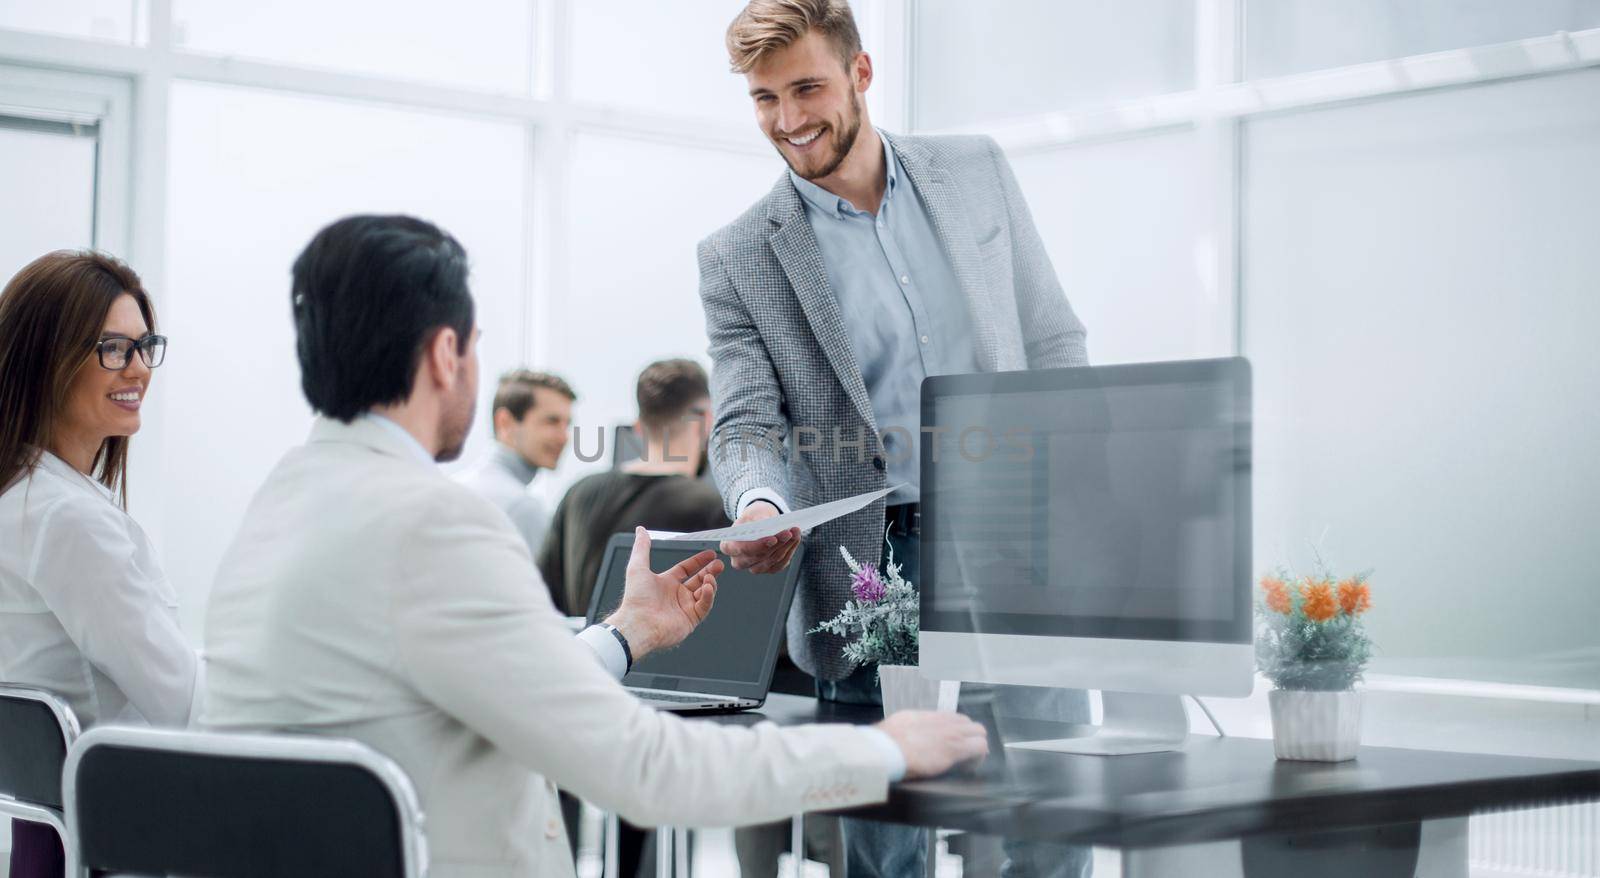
[598,622,634,674]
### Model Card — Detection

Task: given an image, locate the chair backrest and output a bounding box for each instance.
[0,685,80,812]
[64,726,427,878]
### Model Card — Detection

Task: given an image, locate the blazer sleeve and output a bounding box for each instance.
[988,138,1090,368]
[698,237,794,520]
[390,496,890,827]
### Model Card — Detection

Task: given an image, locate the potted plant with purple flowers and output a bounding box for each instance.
[811,543,959,716]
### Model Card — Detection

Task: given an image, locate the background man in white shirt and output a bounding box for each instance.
[455,369,574,555]
[201,213,987,878]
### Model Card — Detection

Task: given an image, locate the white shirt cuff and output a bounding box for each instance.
[736,487,790,519]
[863,728,907,782]
[576,625,629,680]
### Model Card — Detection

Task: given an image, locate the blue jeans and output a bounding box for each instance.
[815,662,929,877]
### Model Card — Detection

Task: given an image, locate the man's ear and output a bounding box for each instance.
[493,407,518,442]
[853,51,873,94]
[426,327,461,391]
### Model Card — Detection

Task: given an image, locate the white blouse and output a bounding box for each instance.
[0,450,198,728]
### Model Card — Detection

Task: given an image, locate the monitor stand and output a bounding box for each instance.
[1007,691,1188,756]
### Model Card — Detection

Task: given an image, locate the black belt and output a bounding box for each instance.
[885,502,921,537]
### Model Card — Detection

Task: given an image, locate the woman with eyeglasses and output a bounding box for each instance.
[0,251,197,878]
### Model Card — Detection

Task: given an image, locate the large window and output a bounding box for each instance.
[169,0,538,93]
[0,0,138,44]
[569,0,753,121]
[911,0,1195,128]
[914,1,1600,699]
[1245,0,1600,78]
[1243,69,1600,691]
[1009,129,1223,365]
[161,82,531,633]
[0,115,97,274]
[554,132,775,441]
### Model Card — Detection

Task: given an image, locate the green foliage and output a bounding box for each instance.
[810,543,920,668]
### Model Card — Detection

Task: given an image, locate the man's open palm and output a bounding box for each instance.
[617,527,724,655]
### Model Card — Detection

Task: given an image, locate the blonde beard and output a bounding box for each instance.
[784,100,862,182]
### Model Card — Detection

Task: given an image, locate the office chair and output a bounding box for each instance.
[0,685,82,876]
[64,726,427,878]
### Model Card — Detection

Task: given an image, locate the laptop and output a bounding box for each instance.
[585,533,804,714]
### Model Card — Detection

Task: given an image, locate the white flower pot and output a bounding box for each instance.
[1269,689,1363,762]
[878,665,960,717]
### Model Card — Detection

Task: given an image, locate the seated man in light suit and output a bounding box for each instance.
[200,214,987,878]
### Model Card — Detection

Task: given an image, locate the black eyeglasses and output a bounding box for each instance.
[94,335,168,370]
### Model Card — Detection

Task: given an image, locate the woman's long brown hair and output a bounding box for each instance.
[0,250,157,508]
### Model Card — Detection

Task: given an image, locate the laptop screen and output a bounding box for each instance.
[587,536,802,699]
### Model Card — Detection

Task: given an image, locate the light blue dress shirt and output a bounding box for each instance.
[790,132,979,504]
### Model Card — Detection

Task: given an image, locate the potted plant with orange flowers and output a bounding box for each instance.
[1256,569,1374,761]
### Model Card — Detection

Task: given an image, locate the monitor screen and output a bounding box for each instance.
[921,358,1250,644]
[588,539,800,694]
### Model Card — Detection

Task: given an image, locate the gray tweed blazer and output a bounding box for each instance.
[697,131,1089,681]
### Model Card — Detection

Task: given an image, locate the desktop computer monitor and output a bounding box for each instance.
[919,358,1253,754]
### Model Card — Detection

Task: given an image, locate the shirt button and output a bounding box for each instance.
[920,335,930,344]
[545,819,561,839]
[899,275,909,285]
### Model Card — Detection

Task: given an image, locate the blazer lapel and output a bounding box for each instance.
[766,179,878,431]
[885,134,1002,372]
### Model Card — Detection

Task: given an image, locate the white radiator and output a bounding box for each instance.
[1470,801,1599,878]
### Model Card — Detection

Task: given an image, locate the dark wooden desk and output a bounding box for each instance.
[720,693,1600,877]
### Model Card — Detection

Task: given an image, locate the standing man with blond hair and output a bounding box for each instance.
[700,1,1093,874]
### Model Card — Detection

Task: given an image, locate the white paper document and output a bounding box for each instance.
[651,485,902,543]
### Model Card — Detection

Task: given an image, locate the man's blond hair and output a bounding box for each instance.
[725,0,862,74]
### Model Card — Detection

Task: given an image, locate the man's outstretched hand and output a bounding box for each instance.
[605,527,724,659]
[720,500,801,575]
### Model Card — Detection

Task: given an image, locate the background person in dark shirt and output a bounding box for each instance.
[539,358,727,617]
[536,358,726,876]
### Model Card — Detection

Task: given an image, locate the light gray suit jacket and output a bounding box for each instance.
[202,418,894,877]
[698,132,1088,681]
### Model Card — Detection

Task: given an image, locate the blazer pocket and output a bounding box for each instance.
[976,225,1006,248]
[979,232,1014,289]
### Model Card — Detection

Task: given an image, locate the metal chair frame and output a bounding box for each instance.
[0,684,82,876]
[63,725,428,878]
